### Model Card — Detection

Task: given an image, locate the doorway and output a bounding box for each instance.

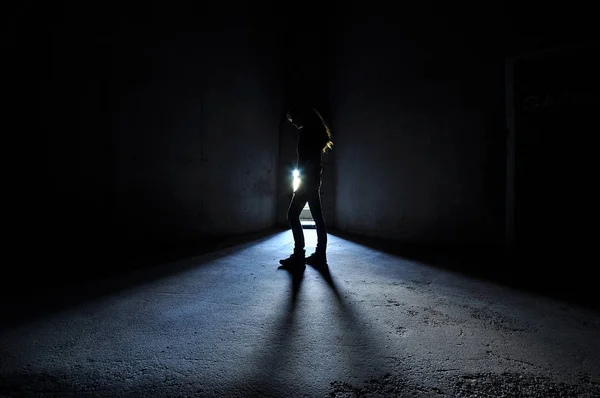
[300,203,315,228]
[506,43,599,260]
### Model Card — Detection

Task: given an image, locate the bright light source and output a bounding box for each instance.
[292,169,301,192]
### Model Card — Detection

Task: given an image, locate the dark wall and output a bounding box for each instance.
[512,46,599,259]
[502,2,598,58]
[328,8,507,248]
[7,3,285,281]
[503,2,599,266]
[325,2,599,303]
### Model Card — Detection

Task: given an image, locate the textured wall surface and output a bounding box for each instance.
[109,21,282,242]
[329,12,507,248]
[8,5,285,279]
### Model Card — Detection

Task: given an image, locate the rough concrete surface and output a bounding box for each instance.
[1,230,599,397]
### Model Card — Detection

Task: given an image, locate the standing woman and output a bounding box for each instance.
[280,105,333,268]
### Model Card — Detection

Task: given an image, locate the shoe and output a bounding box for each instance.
[279,249,306,268]
[305,251,327,266]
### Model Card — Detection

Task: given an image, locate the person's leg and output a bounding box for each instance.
[307,184,327,259]
[280,191,309,266]
[288,191,309,251]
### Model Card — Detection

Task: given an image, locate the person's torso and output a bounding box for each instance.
[297,132,323,182]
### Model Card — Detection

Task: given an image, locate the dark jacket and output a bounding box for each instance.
[297,127,323,186]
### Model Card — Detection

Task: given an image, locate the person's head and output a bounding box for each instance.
[286,106,333,153]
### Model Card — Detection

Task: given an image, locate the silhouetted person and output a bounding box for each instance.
[280,106,333,268]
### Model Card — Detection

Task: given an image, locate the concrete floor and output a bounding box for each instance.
[1,230,599,397]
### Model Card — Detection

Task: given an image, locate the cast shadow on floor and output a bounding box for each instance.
[328,229,600,313]
[0,228,288,330]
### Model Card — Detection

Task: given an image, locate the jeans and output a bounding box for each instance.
[287,179,327,253]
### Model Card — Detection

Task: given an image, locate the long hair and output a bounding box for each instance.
[288,106,333,153]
